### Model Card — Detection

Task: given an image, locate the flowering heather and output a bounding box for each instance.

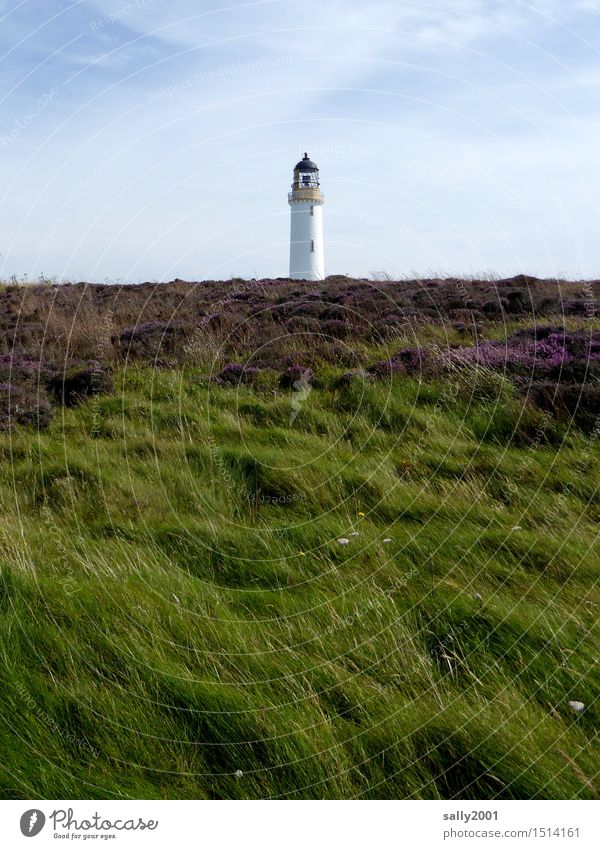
[368,347,430,378]
[563,299,590,316]
[336,369,372,387]
[0,276,597,370]
[279,365,314,390]
[0,353,50,375]
[367,359,404,378]
[119,321,174,340]
[393,347,430,373]
[445,328,600,380]
[117,322,188,362]
[216,363,260,385]
[320,319,351,339]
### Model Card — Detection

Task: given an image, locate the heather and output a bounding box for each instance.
[445,326,600,380]
[0,354,112,432]
[1,274,598,369]
[2,276,600,433]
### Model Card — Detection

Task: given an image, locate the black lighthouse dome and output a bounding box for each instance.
[294,152,319,171]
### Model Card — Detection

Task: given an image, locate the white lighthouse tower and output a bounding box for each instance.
[288,152,325,280]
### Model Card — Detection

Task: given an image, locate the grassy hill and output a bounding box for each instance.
[0,278,599,798]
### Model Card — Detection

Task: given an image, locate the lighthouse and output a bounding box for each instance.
[288,152,325,280]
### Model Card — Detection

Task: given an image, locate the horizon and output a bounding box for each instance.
[2,270,596,287]
[1,2,600,282]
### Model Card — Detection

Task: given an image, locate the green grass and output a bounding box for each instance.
[0,366,598,799]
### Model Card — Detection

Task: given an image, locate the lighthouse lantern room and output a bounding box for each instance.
[288,152,325,280]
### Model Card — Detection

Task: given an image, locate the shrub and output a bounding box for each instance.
[0,353,51,384]
[284,316,321,334]
[505,289,528,313]
[46,364,113,407]
[321,319,351,339]
[523,382,600,434]
[367,347,430,379]
[279,365,314,389]
[216,363,260,386]
[482,299,506,316]
[335,368,372,388]
[366,358,397,378]
[445,327,600,382]
[563,299,588,316]
[0,383,53,431]
[392,347,429,374]
[116,322,188,362]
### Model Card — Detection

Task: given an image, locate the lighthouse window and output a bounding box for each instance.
[310,240,315,252]
[302,175,310,185]
[310,206,314,216]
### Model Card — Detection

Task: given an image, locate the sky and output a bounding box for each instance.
[1,0,600,282]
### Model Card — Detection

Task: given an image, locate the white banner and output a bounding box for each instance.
[0,800,598,848]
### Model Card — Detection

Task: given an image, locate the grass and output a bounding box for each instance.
[0,365,598,799]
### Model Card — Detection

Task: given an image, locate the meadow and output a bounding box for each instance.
[0,276,598,799]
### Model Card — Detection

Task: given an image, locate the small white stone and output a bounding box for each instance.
[350,531,359,536]
[234,769,243,779]
[473,593,482,602]
[511,525,522,531]
[383,538,392,543]
[337,538,350,545]
[569,700,585,714]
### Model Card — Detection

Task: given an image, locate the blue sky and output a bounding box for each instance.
[1,0,600,281]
